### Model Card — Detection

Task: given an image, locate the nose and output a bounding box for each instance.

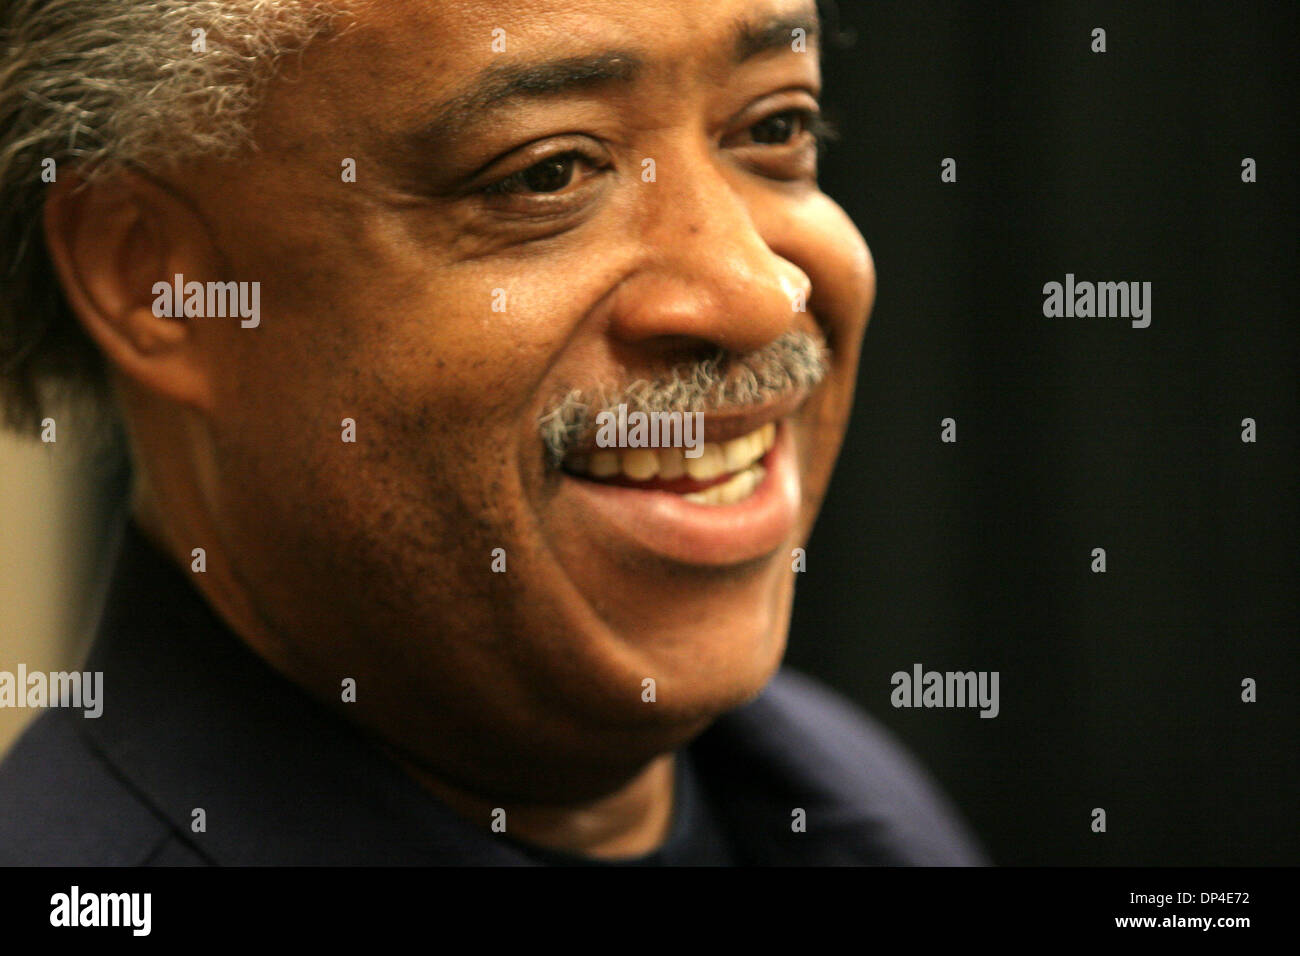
[604,149,812,357]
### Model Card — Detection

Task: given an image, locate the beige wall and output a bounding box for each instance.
[0,428,123,756]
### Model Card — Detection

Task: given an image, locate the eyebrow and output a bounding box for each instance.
[733,10,821,62]
[407,6,821,147]
[431,52,644,132]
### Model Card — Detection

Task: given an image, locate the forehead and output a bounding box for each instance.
[307,0,819,115]
[339,0,818,54]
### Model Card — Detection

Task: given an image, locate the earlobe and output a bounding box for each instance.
[42,169,216,411]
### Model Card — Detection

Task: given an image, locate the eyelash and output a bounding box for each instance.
[480,106,832,198]
[751,107,837,149]
[482,153,598,197]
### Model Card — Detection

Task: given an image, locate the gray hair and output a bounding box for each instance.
[537,330,829,467]
[0,0,348,432]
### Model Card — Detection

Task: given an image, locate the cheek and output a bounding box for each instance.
[202,197,612,512]
[781,199,875,504]
[753,189,875,380]
[799,197,876,351]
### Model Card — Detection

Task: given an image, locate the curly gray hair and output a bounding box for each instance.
[0,0,347,432]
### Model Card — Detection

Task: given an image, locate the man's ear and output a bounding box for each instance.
[42,169,218,412]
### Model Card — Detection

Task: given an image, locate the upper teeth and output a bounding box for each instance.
[568,422,775,483]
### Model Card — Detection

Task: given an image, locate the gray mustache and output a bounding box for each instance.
[538,330,829,467]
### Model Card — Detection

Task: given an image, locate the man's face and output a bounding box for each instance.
[166,0,874,798]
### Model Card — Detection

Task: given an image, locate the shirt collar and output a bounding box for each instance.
[81,521,535,865]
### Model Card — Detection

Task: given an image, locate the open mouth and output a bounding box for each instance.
[555,417,801,566]
[563,423,776,506]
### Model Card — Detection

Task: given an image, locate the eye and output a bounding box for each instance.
[724,105,835,157]
[749,109,808,145]
[722,103,832,182]
[484,151,592,196]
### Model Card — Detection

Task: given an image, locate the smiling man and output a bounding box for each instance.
[0,0,984,865]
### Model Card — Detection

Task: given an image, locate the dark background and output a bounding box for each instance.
[787,1,1299,864]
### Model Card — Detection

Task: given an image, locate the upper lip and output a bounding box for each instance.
[559,386,815,458]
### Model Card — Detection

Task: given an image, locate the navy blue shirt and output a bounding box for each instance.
[0,523,986,866]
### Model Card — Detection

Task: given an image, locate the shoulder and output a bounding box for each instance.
[693,668,989,865]
[0,710,206,866]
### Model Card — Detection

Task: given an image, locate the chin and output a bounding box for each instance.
[607,595,792,730]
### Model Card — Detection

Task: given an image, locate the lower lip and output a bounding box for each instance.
[560,423,802,566]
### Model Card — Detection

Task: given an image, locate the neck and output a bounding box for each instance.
[397,751,678,859]
[123,406,680,861]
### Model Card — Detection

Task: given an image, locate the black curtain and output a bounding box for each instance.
[791,0,1298,864]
